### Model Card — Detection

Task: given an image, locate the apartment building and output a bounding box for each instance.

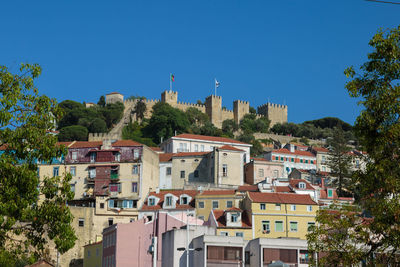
[160,133,252,163]
[195,190,242,221]
[139,189,200,220]
[243,192,318,240]
[311,147,331,173]
[244,158,284,185]
[208,207,253,240]
[264,145,316,177]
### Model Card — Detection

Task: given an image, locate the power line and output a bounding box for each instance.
[365,0,400,5]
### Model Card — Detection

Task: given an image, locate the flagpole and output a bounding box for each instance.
[170,73,172,91]
[214,78,216,96]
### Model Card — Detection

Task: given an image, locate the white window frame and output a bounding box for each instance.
[212,200,219,209]
[260,203,266,210]
[222,164,228,177]
[290,221,298,232]
[198,201,204,209]
[307,205,313,212]
[275,221,284,232]
[72,151,78,160]
[291,204,296,211]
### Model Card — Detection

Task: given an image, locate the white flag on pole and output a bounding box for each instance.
[215,79,220,88]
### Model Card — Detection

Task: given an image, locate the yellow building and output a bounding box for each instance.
[208,207,253,240]
[195,190,243,221]
[243,192,318,240]
[83,240,103,267]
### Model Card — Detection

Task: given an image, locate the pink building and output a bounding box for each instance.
[244,158,284,184]
[102,212,203,267]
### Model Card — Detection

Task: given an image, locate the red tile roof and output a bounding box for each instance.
[106,92,121,95]
[218,145,244,152]
[69,141,103,148]
[159,153,174,162]
[289,179,315,190]
[251,157,268,161]
[274,186,293,193]
[140,190,198,211]
[272,148,315,157]
[57,141,74,147]
[198,190,236,196]
[237,185,259,192]
[248,192,317,205]
[226,207,242,212]
[173,133,249,145]
[211,210,252,228]
[312,147,329,153]
[149,146,162,152]
[112,140,143,147]
[173,152,210,157]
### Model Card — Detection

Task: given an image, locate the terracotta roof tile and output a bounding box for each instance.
[199,190,236,196]
[69,141,103,148]
[173,152,210,157]
[237,185,259,192]
[274,186,293,193]
[248,192,317,205]
[289,179,315,190]
[225,207,242,212]
[149,147,162,152]
[312,147,329,153]
[106,92,121,95]
[212,210,251,228]
[159,153,174,162]
[218,145,244,152]
[112,140,143,147]
[251,157,268,161]
[173,133,250,145]
[272,148,315,157]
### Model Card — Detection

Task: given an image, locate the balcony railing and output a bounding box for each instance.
[110,173,119,180]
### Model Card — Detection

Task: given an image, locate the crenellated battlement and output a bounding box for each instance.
[98,88,288,134]
[233,100,249,105]
[177,101,205,108]
[88,132,121,142]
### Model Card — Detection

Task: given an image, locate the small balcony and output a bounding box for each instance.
[87,176,95,183]
[110,173,119,180]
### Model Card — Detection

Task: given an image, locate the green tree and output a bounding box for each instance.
[134,100,147,121]
[102,102,124,128]
[88,118,108,133]
[59,100,84,112]
[309,26,400,265]
[249,106,257,114]
[58,125,88,141]
[0,63,76,263]
[327,127,352,197]
[122,121,156,147]
[97,95,105,107]
[144,102,190,144]
[185,107,209,126]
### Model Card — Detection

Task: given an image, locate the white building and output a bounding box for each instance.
[264,145,316,177]
[160,133,252,163]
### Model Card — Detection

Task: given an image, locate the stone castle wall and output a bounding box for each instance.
[257,103,288,126]
[90,90,288,141]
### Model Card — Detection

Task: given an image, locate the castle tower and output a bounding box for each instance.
[205,95,222,128]
[257,103,288,126]
[233,100,249,125]
[161,90,178,106]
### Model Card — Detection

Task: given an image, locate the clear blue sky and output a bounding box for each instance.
[1,1,398,124]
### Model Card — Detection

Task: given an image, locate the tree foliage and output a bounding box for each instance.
[327,127,352,197]
[58,100,124,140]
[0,63,76,263]
[122,121,156,147]
[308,26,400,265]
[97,95,105,107]
[143,102,190,144]
[134,100,147,121]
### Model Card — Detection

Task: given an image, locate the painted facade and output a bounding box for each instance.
[160,133,251,163]
[83,240,103,267]
[243,192,318,240]
[195,190,242,221]
[244,158,284,185]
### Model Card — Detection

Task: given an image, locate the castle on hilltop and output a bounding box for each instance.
[88,90,287,141]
